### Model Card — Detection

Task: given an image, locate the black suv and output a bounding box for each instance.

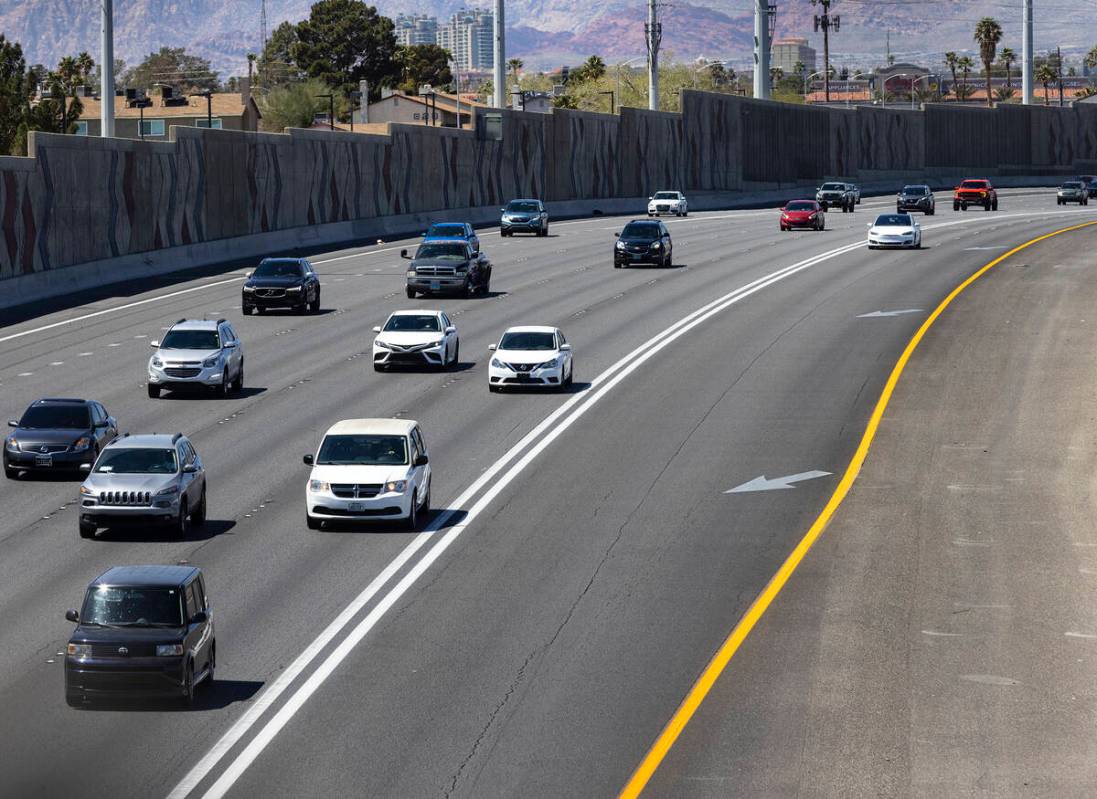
[5,398,118,478]
[65,565,215,706]
[614,220,674,268]
[403,240,492,298]
[242,257,321,314]
[897,184,936,215]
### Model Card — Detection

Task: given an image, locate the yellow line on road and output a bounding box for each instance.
[619,219,1097,798]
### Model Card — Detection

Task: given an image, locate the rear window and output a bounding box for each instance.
[19,404,91,429]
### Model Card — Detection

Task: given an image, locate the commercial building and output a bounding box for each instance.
[438,8,494,71]
[395,14,439,46]
[771,37,816,75]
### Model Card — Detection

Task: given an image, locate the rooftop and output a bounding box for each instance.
[171,319,221,330]
[106,433,181,449]
[92,565,198,587]
[325,419,417,436]
[78,92,257,120]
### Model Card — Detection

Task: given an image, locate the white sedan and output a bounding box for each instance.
[488,326,573,392]
[372,310,459,371]
[648,191,688,217]
[867,213,922,249]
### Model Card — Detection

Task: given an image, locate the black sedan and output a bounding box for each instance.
[5,398,118,478]
[897,184,936,215]
[242,257,321,315]
[403,240,492,298]
[614,220,674,268]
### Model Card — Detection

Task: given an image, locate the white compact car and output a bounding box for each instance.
[648,191,688,217]
[488,326,573,392]
[867,213,922,249]
[304,419,431,530]
[372,310,459,371]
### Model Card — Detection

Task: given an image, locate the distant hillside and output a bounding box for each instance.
[3,0,1095,77]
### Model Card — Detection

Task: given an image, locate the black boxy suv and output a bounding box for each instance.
[64,565,215,706]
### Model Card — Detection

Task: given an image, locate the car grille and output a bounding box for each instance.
[255,288,285,298]
[627,244,649,252]
[89,643,158,657]
[387,342,431,353]
[98,491,153,506]
[164,367,201,378]
[331,483,383,499]
[32,444,70,454]
[313,505,402,517]
[413,266,458,277]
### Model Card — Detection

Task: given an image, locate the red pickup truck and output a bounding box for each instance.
[953,179,998,212]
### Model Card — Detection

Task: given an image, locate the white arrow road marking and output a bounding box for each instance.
[857,309,923,318]
[724,471,832,493]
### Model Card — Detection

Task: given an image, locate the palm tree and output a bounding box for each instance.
[1035,62,1056,105]
[973,17,1003,107]
[1085,45,1097,72]
[999,47,1015,88]
[944,52,959,100]
[957,55,975,100]
[994,85,1016,102]
[582,55,606,80]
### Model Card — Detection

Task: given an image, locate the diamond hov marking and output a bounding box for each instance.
[724,471,832,493]
[857,309,923,318]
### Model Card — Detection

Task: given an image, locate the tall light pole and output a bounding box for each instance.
[811,0,840,103]
[100,0,115,137]
[753,0,770,99]
[493,0,505,108]
[616,56,645,113]
[1022,0,1033,104]
[646,0,661,110]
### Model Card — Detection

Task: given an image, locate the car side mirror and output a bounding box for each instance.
[445,326,456,334]
[65,609,79,622]
[303,454,314,465]
[94,419,108,428]
[372,326,381,333]
[400,249,409,259]
[79,463,92,472]
[488,344,497,351]
[7,420,17,428]
[244,271,253,278]
[500,208,506,213]
[613,232,620,237]
[559,343,572,351]
[866,223,873,228]
[190,611,208,625]
[149,340,159,348]
[182,463,198,473]
[414,454,429,467]
[224,341,237,349]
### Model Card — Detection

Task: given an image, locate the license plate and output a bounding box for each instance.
[35,454,52,467]
[430,281,441,291]
[517,372,531,380]
[348,501,364,512]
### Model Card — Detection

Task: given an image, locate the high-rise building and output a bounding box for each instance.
[771,37,817,75]
[438,8,494,71]
[395,14,439,47]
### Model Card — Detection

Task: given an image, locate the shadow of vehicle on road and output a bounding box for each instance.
[313,508,468,535]
[73,679,264,712]
[92,519,236,544]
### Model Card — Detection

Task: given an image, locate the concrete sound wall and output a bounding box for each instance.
[2,91,1096,302]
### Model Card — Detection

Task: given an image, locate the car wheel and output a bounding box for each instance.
[219,370,230,398]
[420,483,431,519]
[256,306,266,314]
[175,499,189,538]
[242,304,253,315]
[406,287,417,299]
[564,362,574,388]
[182,662,196,707]
[233,363,244,393]
[448,342,460,371]
[614,261,622,268]
[310,292,321,313]
[147,384,160,399]
[207,642,216,685]
[373,363,386,372]
[66,689,86,708]
[306,513,322,530]
[664,252,672,267]
[953,202,960,211]
[78,519,96,538]
[985,201,991,211]
[191,487,207,526]
[489,383,501,392]
[928,208,935,216]
[405,492,419,531]
[992,199,998,211]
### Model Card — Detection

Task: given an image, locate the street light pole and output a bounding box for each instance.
[753,0,770,99]
[646,0,661,109]
[100,0,115,137]
[492,0,505,108]
[1022,0,1033,104]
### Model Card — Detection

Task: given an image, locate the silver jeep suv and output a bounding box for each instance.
[78,433,207,538]
[147,318,244,398]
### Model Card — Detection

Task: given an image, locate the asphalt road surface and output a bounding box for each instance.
[1,192,1094,798]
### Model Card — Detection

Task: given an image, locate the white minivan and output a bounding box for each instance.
[303,419,431,530]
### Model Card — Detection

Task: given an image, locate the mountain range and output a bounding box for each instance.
[3,1,1095,78]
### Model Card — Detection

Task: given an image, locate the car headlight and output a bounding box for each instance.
[309,479,330,493]
[384,480,407,493]
[286,285,303,292]
[540,357,559,369]
[429,338,444,348]
[79,485,95,496]
[243,285,255,292]
[203,355,220,368]
[156,644,184,657]
[615,241,625,250]
[781,213,789,219]
[374,340,391,350]
[651,242,661,250]
[151,356,163,368]
[73,437,91,451]
[5,437,17,452]
[455,265,468,273]
[67,643,92,658]
[491,358,504,368]
[154,485,180,497]
[407,270,416,277]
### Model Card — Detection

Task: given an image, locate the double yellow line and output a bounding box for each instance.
[620,220,1097,798]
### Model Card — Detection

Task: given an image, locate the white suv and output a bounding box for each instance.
[372,310,459,371]
[488,326,573,392]
[147,319,244,398]
[648,191,688,217]
[304,419,431,530]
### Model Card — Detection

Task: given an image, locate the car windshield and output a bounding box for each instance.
[506,201,540,212]
[821,183,844,190]
[426,224,466,238]
[786,201,816,211]
[903,186,928,195]
[1062,182,1083,189]
[18,404,91,429]
[960,181,988,189]
[875,214,912,227]
[415,243,467,260]
[94,448,177,474]
[160,329,220,350]
[384,314,441,332]
[653,192,679,200]
[621,222,660,239]
[254,260,305,278]
[81,585,184,627]
[499,331,556,351]
[317,434,408,465]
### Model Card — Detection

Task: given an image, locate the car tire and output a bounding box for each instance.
[448,342,460,371]
[992,199,998,211]
[420,483,430,520]
[219,370,230,398]
[182,662,196,707]
[404,492,419,531]
[406,287,417,299]
[207,642,216,685]
[306,513,322,530]
[373,363,386,372]
[614,261,622,268]
[489,384,501,392]
[310,292,321,313]
[985,201,991,211]
[147,384,160,399]
[928,208,935,215]
[664,253,672,268]
[191,487,207,526]
[233,363,244,393]
[175,499,189,539]
[79,519,96,538]
[242,304,253,315]
[5,464,19,479]
[256,306,265,314]
[66,689,85,708]
[953,202,960,211]
[564,362,574,388]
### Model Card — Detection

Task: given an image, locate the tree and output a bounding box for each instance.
[552,93,578,109]
[123,47,219,92]
[974,17,1003,106]
[957,55,975,100]
[258,77,330,131]
[291,0,398,101]
[1086,45,1097,72]
[257,21,301,89]
[395,44,452,93]
[0,35,29,155]
[994,85,1016,102]
[999,47,1015,88]
[570,55,607,84]
[1035,62,1056,105]
[944,52,959,100]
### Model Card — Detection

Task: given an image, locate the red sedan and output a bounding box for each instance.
[780,200,825,231]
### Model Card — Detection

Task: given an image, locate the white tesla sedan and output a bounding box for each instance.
[372,309,459,371]
[867,212,923,249]
[488,326,573,392]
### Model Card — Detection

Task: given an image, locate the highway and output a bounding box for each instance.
[1,191,1095,797]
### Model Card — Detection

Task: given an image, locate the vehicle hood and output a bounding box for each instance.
[495,349,561,366]
[410,258,471,269]
[899,193,929,200]
[375,331,444,347]
[310,464,411,483]
[10,427,90,447]
[82,473,177,492]
[955,186,989,193]
[870,225,915,235]
[71,625,185,645]
[152,348,220,363]
[783,210,816,218]
[619,237,658,246]
[650,197,682,204]
[246,275,305,288]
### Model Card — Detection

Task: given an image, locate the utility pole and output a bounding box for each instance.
[812,0,840,103]
[101,0,115,137]
[260,0,269,49]
[492,0,505,108]
[753,0,769,99]
[1056,45,1064,106]
[1022,0,1033,104]
[646,0,661,110]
